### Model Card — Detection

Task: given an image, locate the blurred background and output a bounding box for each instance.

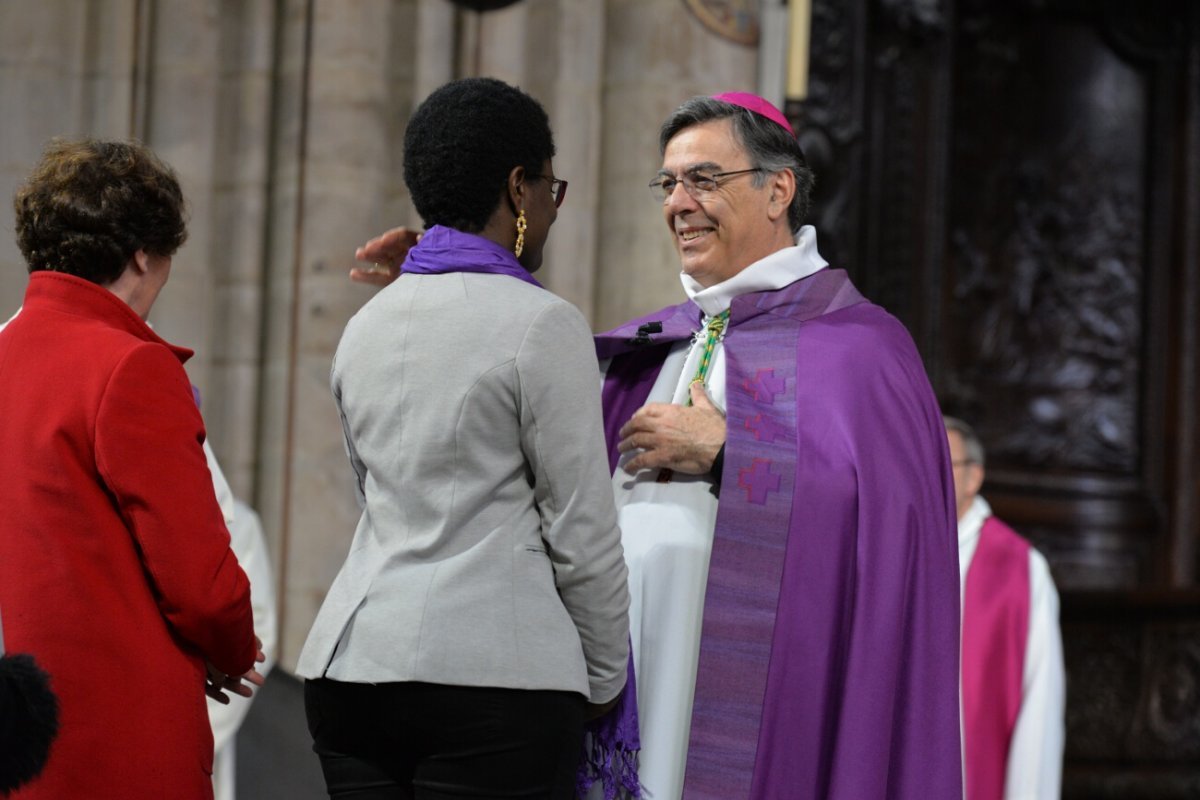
[1,1,1196,797]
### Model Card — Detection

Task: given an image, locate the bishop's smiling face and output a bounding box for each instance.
[659,118,782,289]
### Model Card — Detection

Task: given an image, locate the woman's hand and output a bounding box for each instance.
[205,636,267,704]
[585,695,620,721]
[349,226,421,286]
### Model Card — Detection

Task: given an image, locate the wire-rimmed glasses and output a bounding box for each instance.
[648,167,763,203]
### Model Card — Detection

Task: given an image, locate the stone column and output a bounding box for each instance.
[595,0,757,330]
[0,0,139,312]
[261,0,422,667]
[0,0,763,672]
[144,0,277,502]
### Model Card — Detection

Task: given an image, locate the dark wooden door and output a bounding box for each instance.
[795,0,1200,794]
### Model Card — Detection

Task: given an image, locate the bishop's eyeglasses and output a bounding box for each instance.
[648,167,764,203]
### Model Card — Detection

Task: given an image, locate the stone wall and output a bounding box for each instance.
[0,0,757,668]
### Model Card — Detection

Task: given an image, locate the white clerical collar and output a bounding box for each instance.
[958,495,992,550]
[681,225,828,318]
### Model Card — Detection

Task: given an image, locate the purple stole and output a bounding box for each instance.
[399,225,542,287]
[598,269,963,799]
[962,516,1031,800]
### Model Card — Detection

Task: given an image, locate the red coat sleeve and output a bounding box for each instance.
[94,342,256,676]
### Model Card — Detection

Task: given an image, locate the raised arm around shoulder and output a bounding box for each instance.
[349,226,421,286]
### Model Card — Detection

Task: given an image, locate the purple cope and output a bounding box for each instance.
[595,268,963,799]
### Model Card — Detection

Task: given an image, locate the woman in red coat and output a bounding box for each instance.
[0,139,260,800]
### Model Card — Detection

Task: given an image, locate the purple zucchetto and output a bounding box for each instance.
[712,91,793,134]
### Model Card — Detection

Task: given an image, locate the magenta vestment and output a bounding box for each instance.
[962,516,1031,800]
[596,268,963,799]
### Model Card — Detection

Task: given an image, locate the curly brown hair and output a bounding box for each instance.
[13,138,188,285]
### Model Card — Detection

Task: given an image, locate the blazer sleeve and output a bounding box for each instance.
[516,299,630,704]
[331,350,368,510]
[94,342,256,677]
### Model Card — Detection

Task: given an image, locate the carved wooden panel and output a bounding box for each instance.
[1063,593,1200,799]
[803,0,955,373]
[803,0,1196,580]
[944,7,1146,477]
[795,0,1200,794]
[797,0,868,277]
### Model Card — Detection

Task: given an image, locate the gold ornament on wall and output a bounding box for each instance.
[683,0,760,46]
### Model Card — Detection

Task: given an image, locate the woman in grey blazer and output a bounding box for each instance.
[297,78,629,800]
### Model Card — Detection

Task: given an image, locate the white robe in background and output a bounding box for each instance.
[959,496,1065,800]
[203,449,278,800]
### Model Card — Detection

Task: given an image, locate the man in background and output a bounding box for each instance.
[947,415,1065,800]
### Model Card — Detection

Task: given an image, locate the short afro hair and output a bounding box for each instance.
[404,78,555,233]
[13,138,187,285]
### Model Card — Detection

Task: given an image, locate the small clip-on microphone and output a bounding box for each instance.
[627,321,663,346]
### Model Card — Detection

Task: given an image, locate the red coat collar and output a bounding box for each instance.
[20,271,193,363]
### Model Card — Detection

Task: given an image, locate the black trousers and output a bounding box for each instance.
[304,678,586,800]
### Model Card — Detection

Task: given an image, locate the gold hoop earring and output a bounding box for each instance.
[514,209,527,257]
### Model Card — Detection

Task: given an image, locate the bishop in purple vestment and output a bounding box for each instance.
[594,93,963,799]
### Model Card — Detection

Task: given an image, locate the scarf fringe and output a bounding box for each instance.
[577,653,642,800]
[576,728,641,800]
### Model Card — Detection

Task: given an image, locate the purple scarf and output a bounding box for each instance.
[401,225,542,287]
[578,658,642,799]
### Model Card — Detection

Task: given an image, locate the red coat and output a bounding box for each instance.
[0,272,256,800]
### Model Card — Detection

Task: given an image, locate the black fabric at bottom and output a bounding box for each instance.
[305,678,585,800]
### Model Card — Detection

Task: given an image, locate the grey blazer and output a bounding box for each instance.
[296,271,629,703]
